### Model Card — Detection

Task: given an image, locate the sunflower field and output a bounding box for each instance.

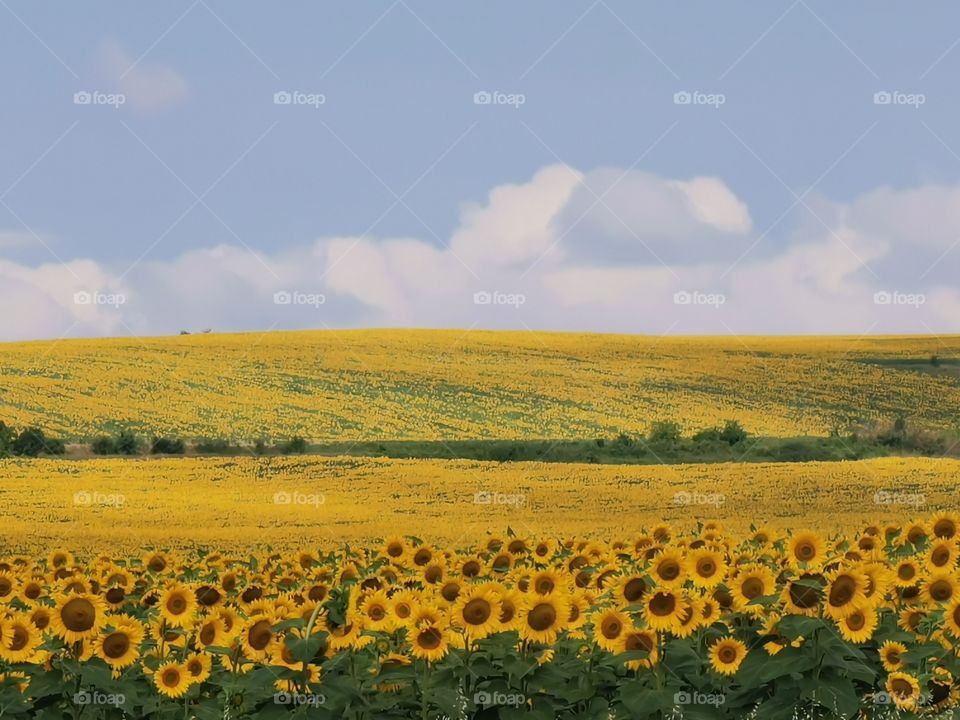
[3,515,960,718]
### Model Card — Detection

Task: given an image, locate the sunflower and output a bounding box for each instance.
[495,588,523,631]
[880,640,908,672]
[18,577,45,605]
[777,573,822,616]
[184,653,212,683]
[566,590,590,631]
[893,559,920,588]
[531,539,558,565]
[619,628,658,670]
[158,584,197,628]
[648,549,686,588]
[944,600,960,637]
[359,590,392,631]
[0,614,40,663]
[451,587,501,641]
[409,624,449,662]
[388,589,420,629]
[326,619,366,654]
[591,608,630,653]
[154,662,192,698]
[926,539,958,572]
[709,636,747,676]
[899,608,926,634]
[931,512,960,540]
[686,548,727,589]
[642,588,684,632]
[859,562,891,607]
[922,572,958,605]
[824,569,867,620]
[836,606,877,644]
[885,671,922,711]
[673,601,701,639]
[239,614,277,660]
[699,598,720,626]
[730,565,776,613]
[787,532,827,569]
[46,549,74,571]
[143,551,170,574]
[92,618,144,669]
[51,592,107,643]
[28,607,52,634]
[518,593,569,644]
[613,574,648,607]
[195,616,227,649]
[531,568,565,596]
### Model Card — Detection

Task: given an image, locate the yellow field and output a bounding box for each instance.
[0,330,958,440]
[0,455,953,553]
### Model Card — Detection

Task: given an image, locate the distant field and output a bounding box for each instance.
[0,455,953,553]
[0,330,958,441]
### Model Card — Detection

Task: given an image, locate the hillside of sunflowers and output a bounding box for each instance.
[1,330,960,718]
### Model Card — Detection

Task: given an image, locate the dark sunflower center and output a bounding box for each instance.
[527,603,557,631]
[417,627,442,650]
[625,633,653,653]
[61,598,96,632]
[102,632,130,658]
[199,623,216,644]
[196,586,222,606]
[413,549,432,566]
[932,548,950,566]
[796,543,815,560]
[507,540,526,554]
[623,577,646,601]
[395,602,411,618]
[847,612,865,630]
[247,620,273,650]
[934,520,956,539]
[890,678,914,698]
[789,581,821,609]
[308,585,327,601]
[463,598,492,625]
[601,616,622,639]
[241,587,262,603]
[441,583,460,602]
[370,605,386,621]
[718,646,737,663]
[424,566,442,584]
[658,560,680,581]
[535,578,555,594]
[105,588,125,604]
[499,602,516,623]
[32,612,50,630]
[930,580,953,601]
[24,583,41,600]
[829,576,856,606]
[697,559,716,577]
[161,669,180,688]
[741,578,764,599]
[9,627,28,651]
[167,595,187,614]
[387,543,404,558]
[462,561,481,577]
[649,592,676,616]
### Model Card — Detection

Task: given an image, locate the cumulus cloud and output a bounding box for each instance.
[0,164,958,340]
[101,42,189,113]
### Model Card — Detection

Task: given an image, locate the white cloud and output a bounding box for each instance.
[0,165,958,340]
[101,43,189,113]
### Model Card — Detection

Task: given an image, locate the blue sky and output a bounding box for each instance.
[2,2,960,339]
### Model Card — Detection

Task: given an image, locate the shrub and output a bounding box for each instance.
[12,427,60,457]
[115,430,141,456]
[719,419,749,445]
[151,437,186,455]
[691,427,722,443]
[91,436,116,455]
[195,438,233,454]
[278,436,308,454]
[0,421,15,457]
[648,421,682,444]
